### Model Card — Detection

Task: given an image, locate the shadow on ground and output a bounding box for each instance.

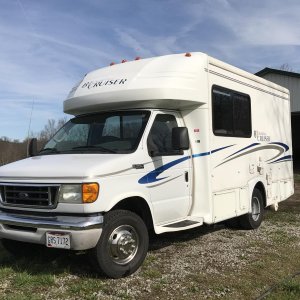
[0,222,227,279]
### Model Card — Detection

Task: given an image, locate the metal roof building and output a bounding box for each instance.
[256,68,300,162]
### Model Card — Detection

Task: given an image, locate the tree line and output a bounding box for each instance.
[0,118,67,166]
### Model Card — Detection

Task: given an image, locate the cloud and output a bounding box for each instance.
[114,28,154,58]
[1,0,300,140]
[0,1,122,140]
[213,2,300,46]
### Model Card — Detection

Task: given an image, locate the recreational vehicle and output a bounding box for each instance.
[0,52,294,278]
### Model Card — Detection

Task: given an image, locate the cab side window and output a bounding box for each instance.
[147,114,182,156]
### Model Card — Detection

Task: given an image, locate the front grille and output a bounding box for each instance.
[0,184,59,209]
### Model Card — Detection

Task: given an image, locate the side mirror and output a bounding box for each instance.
[27,138,38,157]
[172,127,189,150]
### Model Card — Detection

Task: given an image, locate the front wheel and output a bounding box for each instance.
[89,209,149,278]
[239,188,264,230]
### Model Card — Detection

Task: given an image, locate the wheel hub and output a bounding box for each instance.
[108,225,139,265]
[252,196,261,221]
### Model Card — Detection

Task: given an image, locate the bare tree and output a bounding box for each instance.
[279,64,294,72]
[0,136,10,142]
[0,117,68,166]
[0,139,27,166]
[38,117,68,144]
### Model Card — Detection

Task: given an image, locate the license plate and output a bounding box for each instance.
[46,232,71,249]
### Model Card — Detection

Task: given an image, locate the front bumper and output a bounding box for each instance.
[0,210,103,250]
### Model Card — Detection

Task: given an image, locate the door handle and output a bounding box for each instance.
[185,171,189,182]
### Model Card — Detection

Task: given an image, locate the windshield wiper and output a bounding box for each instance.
[71,145,117,153]
[39,148,60,155]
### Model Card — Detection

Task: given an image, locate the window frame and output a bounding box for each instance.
[212,85,252,138]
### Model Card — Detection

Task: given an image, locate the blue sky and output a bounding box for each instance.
[1,0,300,141]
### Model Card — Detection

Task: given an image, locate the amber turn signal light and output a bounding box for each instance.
[82,183,99,203]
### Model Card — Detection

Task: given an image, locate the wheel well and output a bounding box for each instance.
[110,197,154,231]
[254,182,266,207]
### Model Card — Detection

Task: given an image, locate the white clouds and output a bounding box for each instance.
[215,6,300,46]
[31,33,110,59]
[0,2,119,140]
[114,28,154,58]
[241,20,300,46]
[221,1,300,46]
[1,0,300,140]
[177,0,300,71]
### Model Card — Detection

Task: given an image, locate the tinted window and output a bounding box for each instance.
[212,86,251,137]
[42,111,150,154]
[147,114,181,156]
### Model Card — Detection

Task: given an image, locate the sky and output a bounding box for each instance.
[1,0,300,141]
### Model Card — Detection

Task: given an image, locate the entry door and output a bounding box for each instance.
[145,112,191,225]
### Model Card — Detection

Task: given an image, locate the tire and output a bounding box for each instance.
[1,239,45,258]
[239,188,264,230]
[89,209,149,278]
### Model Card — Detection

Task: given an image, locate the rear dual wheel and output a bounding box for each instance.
[225,188,265,230]
[239,188,264,229]
[89,209,148,278]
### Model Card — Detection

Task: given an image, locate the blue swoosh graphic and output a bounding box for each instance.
[138,145,234,184]
[225,143,260,159]
[269,142,289,152]
[222,142,290,165]
[269,155,293,164]
[211,144,235,154]
[138,141,291,185]
[138,156,191,184]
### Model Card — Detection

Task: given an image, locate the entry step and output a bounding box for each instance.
[155,216,204,234]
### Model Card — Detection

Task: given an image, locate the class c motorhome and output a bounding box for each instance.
[0,52,294,278]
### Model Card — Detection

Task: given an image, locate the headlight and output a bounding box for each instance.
[58,183,99,204]
[58,185,82,203]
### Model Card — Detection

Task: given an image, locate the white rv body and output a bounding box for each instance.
[0,52,294,277]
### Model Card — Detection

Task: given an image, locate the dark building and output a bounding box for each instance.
[256,68,300,163]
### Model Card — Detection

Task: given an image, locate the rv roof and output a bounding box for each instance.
[64,52,289,115]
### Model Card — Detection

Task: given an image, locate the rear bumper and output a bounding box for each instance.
[0,210,103,250]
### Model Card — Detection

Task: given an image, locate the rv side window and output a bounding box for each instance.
[212,86,251,138]
[147,114,182,156]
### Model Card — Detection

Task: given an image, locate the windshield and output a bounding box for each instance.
[40,111,150,155]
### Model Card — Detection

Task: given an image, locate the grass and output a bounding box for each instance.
[0,174,299,299]
[263,275,300,300]
[294,174,300,180]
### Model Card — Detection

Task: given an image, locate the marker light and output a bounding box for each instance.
[110,62,115,66]
[121,59,127,63]
[135,56,141,60]
[185,52,192,57]
[82,183,99,203]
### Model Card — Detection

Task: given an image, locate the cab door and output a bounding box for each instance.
[143,111,192,225]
